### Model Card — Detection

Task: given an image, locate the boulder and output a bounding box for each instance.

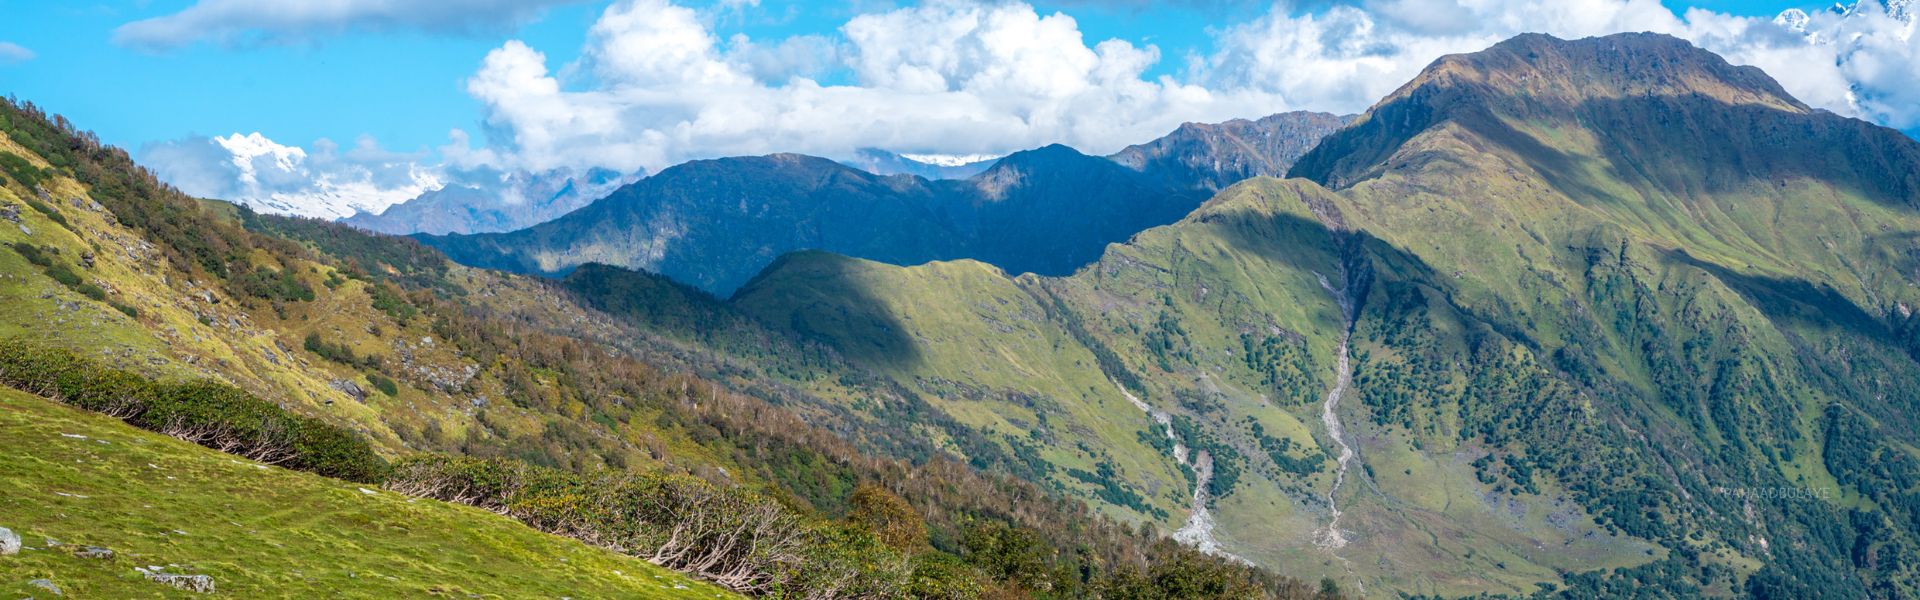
[0,527,18,555]
[136,567,215,593]
[73,546,113,559]
[27,578,60,596]
[329,379,367,403]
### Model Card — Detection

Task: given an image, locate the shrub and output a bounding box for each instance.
[367,373,398,396]
[74,282,107,301]
[0,151,50,189]
[22,197,67,227]
[109,301,138,318]
[385,454,914,597]
[0,338,388,483]
[9,242,51,267]
[43,263,81,286]
[236,264,315,302]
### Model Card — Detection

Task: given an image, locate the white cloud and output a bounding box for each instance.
[113,0,585,50]
[0,41,34,65]
[1205,0,1919,127]
[140,133,442,219]
[452,0,1918,179]
[136,0,1920,219]
[462,0,1280,174]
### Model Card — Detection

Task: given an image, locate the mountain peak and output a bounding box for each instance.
[1288,32,1896,192]
[1397,32,1804,114]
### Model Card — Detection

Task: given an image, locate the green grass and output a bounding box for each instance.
[0,387,733,599]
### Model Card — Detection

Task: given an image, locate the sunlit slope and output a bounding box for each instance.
[731,33,1920,597]
[0,388,728,599]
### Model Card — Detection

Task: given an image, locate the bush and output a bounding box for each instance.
[43,263,81,286]
[74,282,107,301]
[367,373,398,396]
[22,197,67,227]
[236,264,315,302]
[0,338,388,483]
[385,455,914,597]
[9,242,51,267]
[0,151,51,190]
[109,301,138,318]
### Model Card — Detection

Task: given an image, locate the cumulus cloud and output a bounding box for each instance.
[450,0,1920,178]
[1204,0,1919,125]
[135,0,1920,218]
[460,0,1280,174]
[0,42,33,65]
[113,0,585,50]
[140,133,442,219]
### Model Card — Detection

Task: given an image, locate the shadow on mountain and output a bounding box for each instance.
[727,251,923,370]
[1202,204,1542,346]
[1661,249,1895,347]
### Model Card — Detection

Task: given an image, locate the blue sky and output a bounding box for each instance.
[1,0,1912,217]
[0,0,1819,152]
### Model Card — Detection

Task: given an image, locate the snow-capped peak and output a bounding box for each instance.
[192,132,443,220]
[898,152,1001,167]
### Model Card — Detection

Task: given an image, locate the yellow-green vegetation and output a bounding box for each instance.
[716,33,1920,599]
[0,387,730,599]
[0,96,1327,599]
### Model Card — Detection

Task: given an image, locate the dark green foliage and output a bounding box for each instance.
[239,213,454,293]
[1250,421,1324,477]
[366,282,417,324]
[43,262,81,286]
[1066,460,1166,519]
[0,150,52,190]
[234,264,315,302]
[303,332,378,369]
[386,454,912,597]
[0,98,318,306]
[367,373,399,396]
[9,242,51,267]
[1239,333,1320,406]
[22,197,67,227]
[0,338,387,483]
[109,301,139,318]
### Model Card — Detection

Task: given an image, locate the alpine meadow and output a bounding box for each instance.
[4,1,1920,599]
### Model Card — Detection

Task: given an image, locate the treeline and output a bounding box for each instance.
[0,97,315,311]
[0,339,387,482]
[0,97,1333,597]
[247,218,1324,598]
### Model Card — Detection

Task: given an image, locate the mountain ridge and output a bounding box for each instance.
[712,32,1920,597]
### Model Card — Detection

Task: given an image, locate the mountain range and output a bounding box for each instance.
[5,28,1920,600]
[543,32,1920,597]
[343,166,641,235]
[419,112,1350,296]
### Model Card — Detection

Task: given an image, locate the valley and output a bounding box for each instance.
[3,16,1919,600]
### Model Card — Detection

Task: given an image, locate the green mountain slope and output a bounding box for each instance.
[720,33,1920,598]
[0,95,1323,597]
[0,387,727,599]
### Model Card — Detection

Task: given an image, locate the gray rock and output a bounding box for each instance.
[329,379,367,403]
[73,546,113,559]
[0,527,18,555]
[27,578,60,595]
[136,567,215,594]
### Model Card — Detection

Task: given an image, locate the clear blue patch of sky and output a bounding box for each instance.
[0,0,1823,154]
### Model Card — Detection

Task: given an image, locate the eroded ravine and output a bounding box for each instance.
[1315,271,1365,594]
[1119,384,1246,562]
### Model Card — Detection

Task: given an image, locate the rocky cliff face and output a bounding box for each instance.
[1110,111,1353,191]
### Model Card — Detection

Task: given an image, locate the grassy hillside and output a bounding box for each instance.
[0,387,727,599]
[720,33,1920,599]
[0,97,1327,598]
